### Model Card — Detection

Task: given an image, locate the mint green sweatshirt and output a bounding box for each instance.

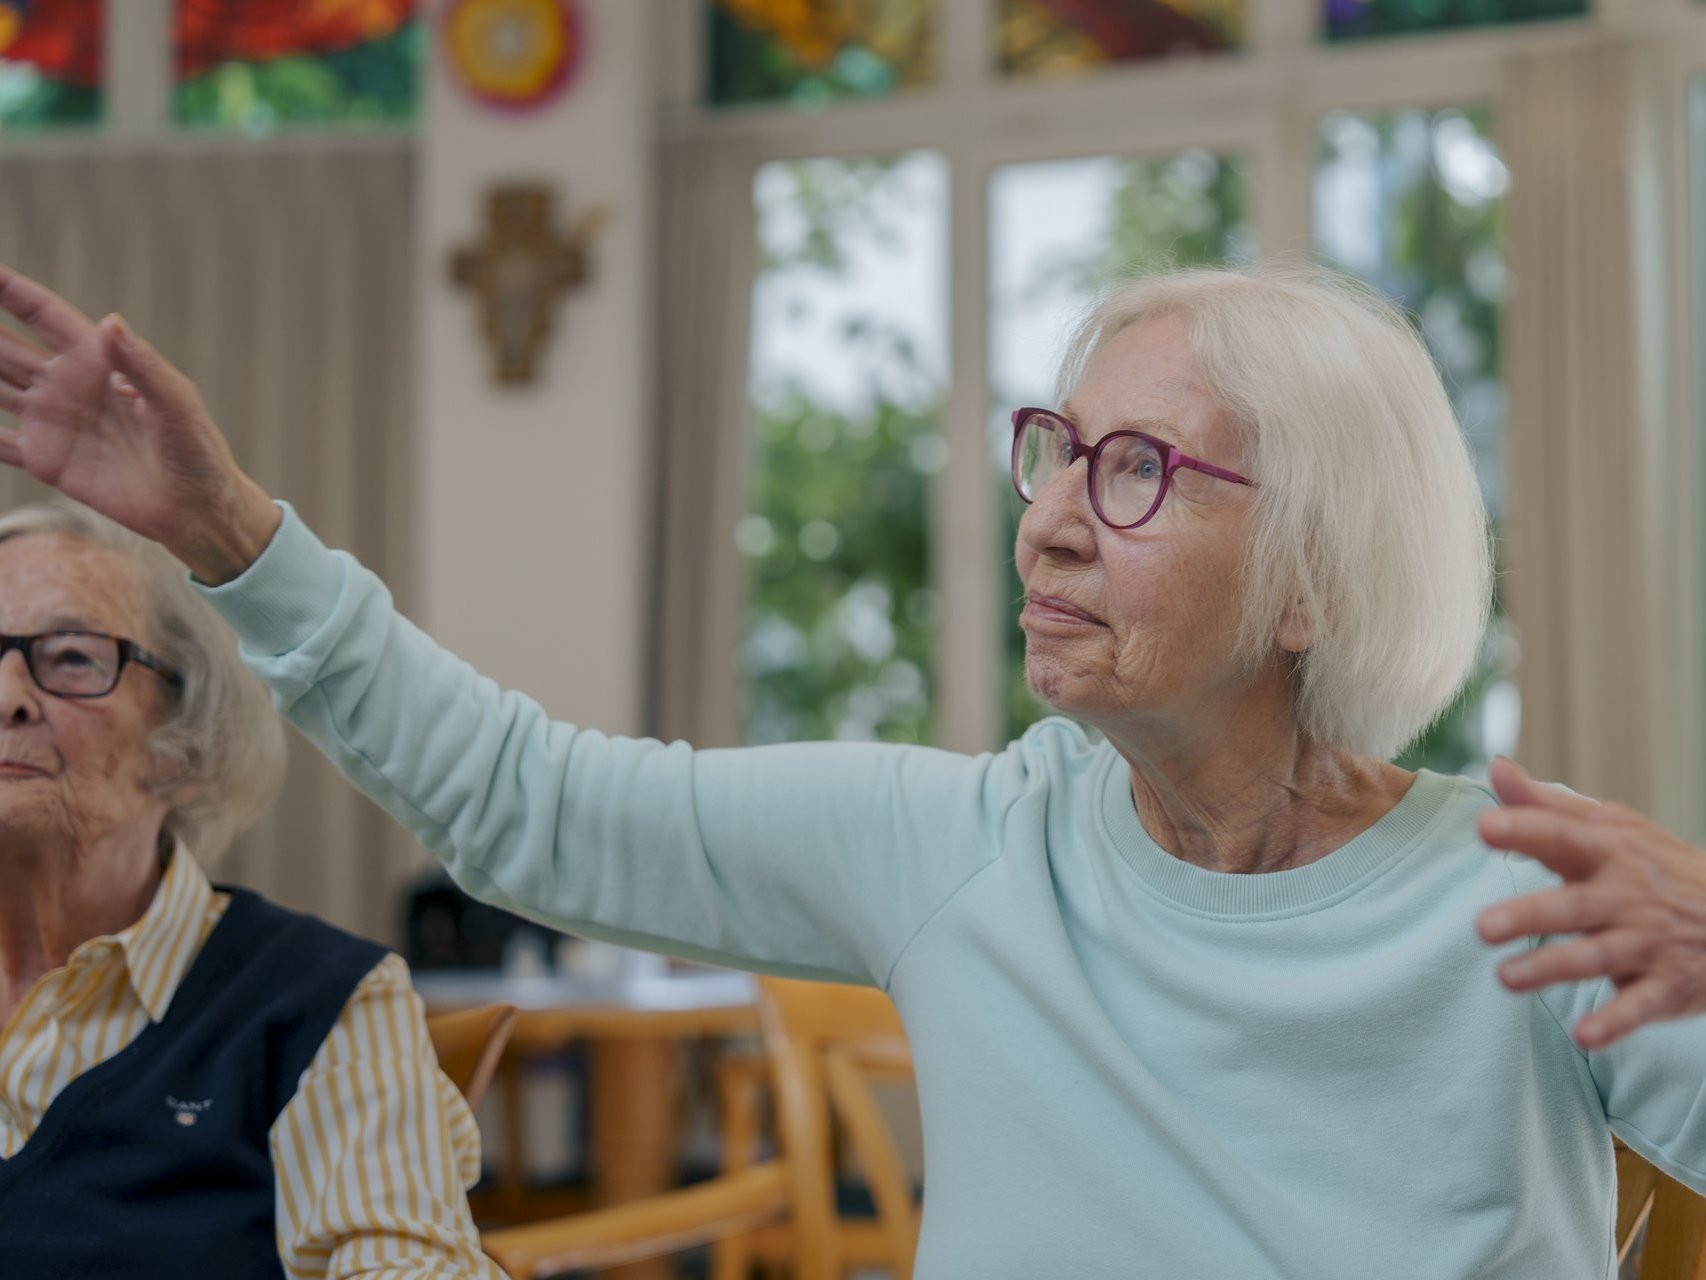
[203,505,1706,1278]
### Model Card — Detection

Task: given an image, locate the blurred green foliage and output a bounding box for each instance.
[174,22,419,132]
[743,158,939,745]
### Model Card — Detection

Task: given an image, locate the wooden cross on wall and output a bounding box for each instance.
[449,183,608,385]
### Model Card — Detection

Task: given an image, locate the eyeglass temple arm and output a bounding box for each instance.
[1175,454,1254,487]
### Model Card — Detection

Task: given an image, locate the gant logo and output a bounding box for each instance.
[165,1096,213,1127]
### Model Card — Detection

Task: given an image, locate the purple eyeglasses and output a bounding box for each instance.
[1009,407,1254,530]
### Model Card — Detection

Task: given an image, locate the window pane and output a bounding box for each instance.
[743,153,947,744]
[1316,107,1513,773]
[1323,0,1584,42]
[998,0,1242,79]
[0,0,102,130]
[708,0,933,108]
[173,0,420,132]
[988,152,1251,740]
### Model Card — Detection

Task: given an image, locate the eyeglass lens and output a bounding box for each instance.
[1014,414,1165,528]
[28,634,123,696]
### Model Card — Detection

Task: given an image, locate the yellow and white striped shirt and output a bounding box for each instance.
[0,847,506,1279]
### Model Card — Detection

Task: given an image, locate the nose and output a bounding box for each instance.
[1018,460,1098,565]
[0,649,43,726]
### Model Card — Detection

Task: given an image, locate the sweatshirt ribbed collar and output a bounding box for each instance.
[1097,751,1460,917]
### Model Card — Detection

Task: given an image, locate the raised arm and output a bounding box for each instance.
[0,265,1010,985]
[201,505,1005,983]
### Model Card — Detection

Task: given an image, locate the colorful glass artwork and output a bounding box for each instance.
[0,0,103,129]
[997,0,1242,79]
[708,0,933,108]
[1323,0,1584,41]
[442,0,581,112]
[173,0,421,131]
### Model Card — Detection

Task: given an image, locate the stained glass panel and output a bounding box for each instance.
[987,152,1251,739]
[998,0,1241,80]
[1323,0,1584,42]
[1315,107,1513,773]
[742,153,947,744]
[708,0,933,108]
[173,0,421,132]
[0,0,102,131]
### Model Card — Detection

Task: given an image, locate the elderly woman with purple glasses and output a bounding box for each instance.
[4,259,1706,1278]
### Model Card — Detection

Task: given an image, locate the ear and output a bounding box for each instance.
[1275,597,1311,654]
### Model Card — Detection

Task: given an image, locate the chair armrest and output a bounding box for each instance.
[482,1161,790,1279]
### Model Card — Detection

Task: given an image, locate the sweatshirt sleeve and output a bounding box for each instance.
[197,504,1011,987]
[1506,853,1706,1193]
[1587,999,1706,1193]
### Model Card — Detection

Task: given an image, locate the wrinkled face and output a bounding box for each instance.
[0,534,172,852]
[1016,314,1260,729]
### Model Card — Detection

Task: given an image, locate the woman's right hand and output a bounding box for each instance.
[0,263,280,583]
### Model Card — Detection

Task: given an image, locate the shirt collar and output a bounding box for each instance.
[106,842,215,1024]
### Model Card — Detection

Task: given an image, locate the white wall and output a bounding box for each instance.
[415,0,655,730]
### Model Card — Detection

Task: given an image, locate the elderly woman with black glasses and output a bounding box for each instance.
[0,499,503,1278]
[5,260,1706,1278]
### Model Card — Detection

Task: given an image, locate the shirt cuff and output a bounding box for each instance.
[192,501,346,658]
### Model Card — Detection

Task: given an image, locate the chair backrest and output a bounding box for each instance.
[481,982,913,1280]
[757,977,918,1280]
[1616,1137,1706,1279]
[425,1003,518,1111]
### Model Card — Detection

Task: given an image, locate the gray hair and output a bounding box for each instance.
[0,500,286,860]
[1056,264,1493,760]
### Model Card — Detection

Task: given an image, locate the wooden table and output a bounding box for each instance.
[416,968,760,1280]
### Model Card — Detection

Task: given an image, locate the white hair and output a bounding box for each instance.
[0,500,287,860]
[1055,264,1493,760]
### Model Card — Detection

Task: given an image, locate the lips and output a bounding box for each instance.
[1024,593,1104,625]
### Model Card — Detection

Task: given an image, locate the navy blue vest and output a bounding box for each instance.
[0,887,387,1279]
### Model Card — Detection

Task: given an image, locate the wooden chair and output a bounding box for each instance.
[426,1003,519,1111]
[480,977,918,1280]
[1616,1137,1706,1279]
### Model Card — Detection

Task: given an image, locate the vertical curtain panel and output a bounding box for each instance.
[0,144,422,946]
[644,135,760,748]
[1501,43,1665,813]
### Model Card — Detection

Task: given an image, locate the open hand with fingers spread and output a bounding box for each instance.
[0,264,279,583]
[1476,756,1706,1050]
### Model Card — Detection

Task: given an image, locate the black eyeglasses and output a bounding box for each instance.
[0,631,184,699]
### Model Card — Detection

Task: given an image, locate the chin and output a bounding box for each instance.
[1025,659,1091,720]
[0,801,66,845]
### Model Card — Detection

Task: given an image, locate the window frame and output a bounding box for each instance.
[664,0,1706,808]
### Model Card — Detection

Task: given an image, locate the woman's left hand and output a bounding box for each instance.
[1476,757,1706,1050]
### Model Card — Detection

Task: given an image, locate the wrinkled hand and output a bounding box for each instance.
[0,263,278,582]
[1476,757,1706,1050]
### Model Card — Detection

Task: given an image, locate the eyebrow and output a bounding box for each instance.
[1058,402,1184,446]
[34,614,106,634]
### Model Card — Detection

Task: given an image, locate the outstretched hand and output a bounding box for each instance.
[0,264,279,582]
[1476,758,1706,1050]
